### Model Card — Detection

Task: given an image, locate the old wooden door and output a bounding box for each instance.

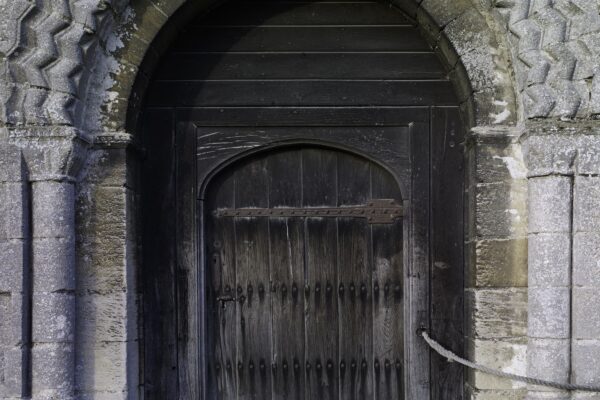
[206,145,405,400]
[140,0,465,398]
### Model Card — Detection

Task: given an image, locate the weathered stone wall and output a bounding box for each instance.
[0,144,29,398]
[465,128,529,400]
[74,135,139,400]
[0,0,600,399]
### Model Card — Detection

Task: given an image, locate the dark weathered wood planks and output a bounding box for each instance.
[141,0,464,398]
[172,27,429,52]
[430,107,465,400]
[189,2,412,26]
[234,157,273,400]
[268,149,305,400]
[371,165,405,400]
[337,154,372,400]
[147,80,457,107]
[154,53,445,81]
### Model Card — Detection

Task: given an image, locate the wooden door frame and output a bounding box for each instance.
[165,105,463,399]
[177,104,440,399]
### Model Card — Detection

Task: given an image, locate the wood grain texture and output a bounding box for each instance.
[430,107,464,400]
[147,80,457,107]
[234,157,273,400]
[141,109,179,399]
[154,53,445,81]
[268,150,305,400]
[337,154,373,400]
[172,27,429,52]
[189,2,412,26]
[371,166,404,400]
[141,0,464,398]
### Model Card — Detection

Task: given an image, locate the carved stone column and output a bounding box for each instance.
[11,128,88,400]
[523,122,600,400]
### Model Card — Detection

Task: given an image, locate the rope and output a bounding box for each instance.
[420,330,600,392]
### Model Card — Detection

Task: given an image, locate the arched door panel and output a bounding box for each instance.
[205,146,404,400]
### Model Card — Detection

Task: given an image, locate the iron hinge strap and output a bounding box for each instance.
[214,199,403,224]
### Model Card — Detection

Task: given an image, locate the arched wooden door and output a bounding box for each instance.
[205,146,404,400]
[140,0,465,399]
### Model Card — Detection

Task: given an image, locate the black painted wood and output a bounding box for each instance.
[154,53,445,81]
[190,2,412,26]
[430,107,465,400]
[146,80,457,107]
[140,0,464,398]
[171,26,429,52]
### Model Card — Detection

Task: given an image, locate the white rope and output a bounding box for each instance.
[421,330,600,392]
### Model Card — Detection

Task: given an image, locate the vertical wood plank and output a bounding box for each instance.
[268,149,306,400]
[371,165,405,400]
[337,154,373,400]
[207,168,237,400]
[234,156,273,400]
[141,109,179,399]
[302,148,339,400]
[405,121,431,400]
[430,107,464,400]
[176,123,200,398]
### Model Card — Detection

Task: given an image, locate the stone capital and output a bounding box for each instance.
[8,126,91,181]
[521,121,600,177]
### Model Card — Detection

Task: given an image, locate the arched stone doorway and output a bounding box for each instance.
[139,1,464,399]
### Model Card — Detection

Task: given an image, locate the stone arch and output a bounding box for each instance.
[113,0,521,132]
[0,0,522,137]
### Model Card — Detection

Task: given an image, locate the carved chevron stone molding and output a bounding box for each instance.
[0,0,113,127]
[1,0,600,132]
[496,0,600,119]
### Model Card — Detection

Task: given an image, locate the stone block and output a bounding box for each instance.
[574,176,600,232]
[32,237,75,292]
[527,338,570,391]
[32,181,75,239]
[0,144,25,183]
[0,294,25,348]
[523,135,575,177]
[31,342,74,398]
[82,148,130,188]
[0,346,25,397]
[572,339,600,387]
[0,182,27,240]
[577,135,600,175]
[528,177,572,234]
[466,288,527,339]
[466,338,527,390]
[76,293,129,343]
[473,141,527,184]
[0,295,11,345]
[573,288,600,339]
[475,182,527,238]
[77,234,128,294]
[465,385,526,400]
[78,391,129,400]
[75,341,128,392]
[32,293,75,343]
[571,392,600,400]
[0,240,24,292]
[528,233,570,288]
[525,391,570,399]
[528,287,570,339]
[466,238,528,288]
[574,232,600,286]
[86,186,127,234]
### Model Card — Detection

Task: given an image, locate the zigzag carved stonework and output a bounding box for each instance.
[1,0,600,131]
[498,0,600,119]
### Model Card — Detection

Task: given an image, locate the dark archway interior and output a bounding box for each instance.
[139,1,464,399]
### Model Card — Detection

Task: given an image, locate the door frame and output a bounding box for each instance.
[167,106,464,399]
